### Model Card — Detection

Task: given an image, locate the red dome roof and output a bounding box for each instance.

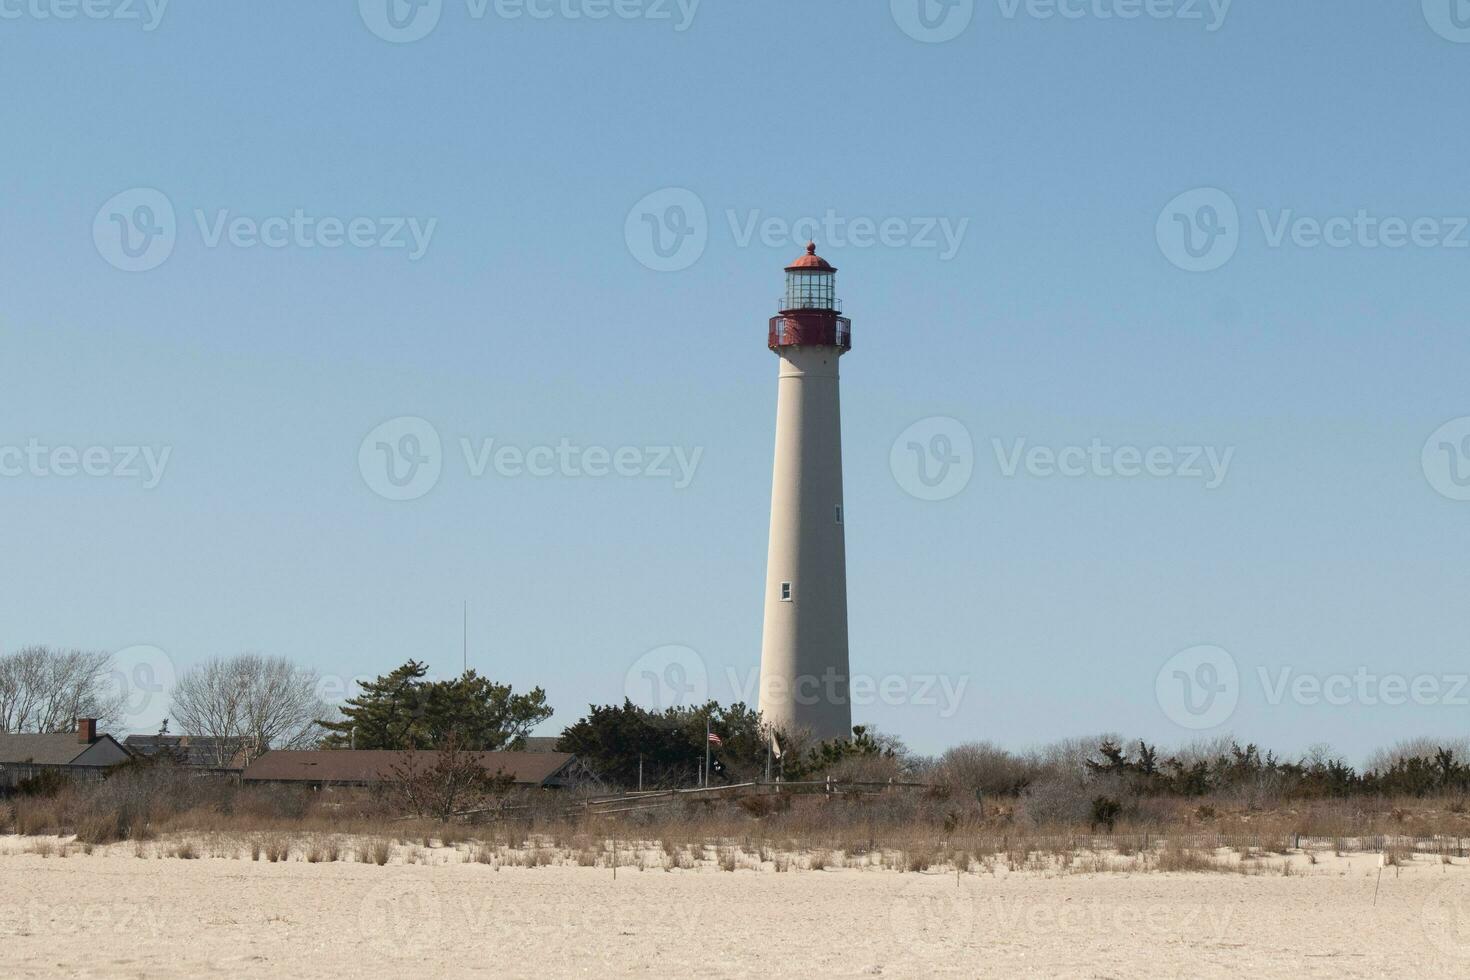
[785,241,836,273]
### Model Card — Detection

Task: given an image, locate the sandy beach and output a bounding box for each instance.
[2,836,1468,978]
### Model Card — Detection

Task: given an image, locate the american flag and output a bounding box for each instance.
[707,732,723,747]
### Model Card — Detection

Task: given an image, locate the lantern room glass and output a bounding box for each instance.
[785,270,836,311]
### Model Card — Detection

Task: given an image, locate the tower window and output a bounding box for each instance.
[835,505,843,525]
[780,582,792,602]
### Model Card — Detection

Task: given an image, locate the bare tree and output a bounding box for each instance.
[170,654,327,765]
[386,733,513,821]
[0,646,123,733]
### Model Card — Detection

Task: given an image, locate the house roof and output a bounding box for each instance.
[123,735,254,769]
[0,733,99,766]
[240,750,578,787]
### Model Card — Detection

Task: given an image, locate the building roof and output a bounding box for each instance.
[240,750,578,787]
[0,732,101,766]
[123,734,254,769]
[786,241,836,273]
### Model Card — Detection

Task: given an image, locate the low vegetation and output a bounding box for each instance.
[7,728,1470,878]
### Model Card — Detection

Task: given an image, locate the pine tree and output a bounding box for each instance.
[317,661,552,751]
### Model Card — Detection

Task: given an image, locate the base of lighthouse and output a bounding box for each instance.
[758,344,852,743]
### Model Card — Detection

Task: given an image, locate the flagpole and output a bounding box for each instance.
[704,713,712,788]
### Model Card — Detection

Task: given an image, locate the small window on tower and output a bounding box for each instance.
[835,505,843,525]
[780,582,792,602]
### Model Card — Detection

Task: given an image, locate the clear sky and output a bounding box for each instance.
[3,1,1469,764]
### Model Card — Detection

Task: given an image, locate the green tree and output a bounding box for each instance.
[785,725,900,780]
[556,700,771,789]
[318,661,551,751]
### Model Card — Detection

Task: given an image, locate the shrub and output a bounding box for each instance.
[16,769,70,798]
[1021,778,1092,828]
[1090,797,1122,833]
[936,743,1037,798]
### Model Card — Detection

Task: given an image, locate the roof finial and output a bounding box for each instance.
[806,241,817,255]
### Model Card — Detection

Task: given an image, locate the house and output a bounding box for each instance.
[122,734,257,771]
[0,719,132,791]
[239,749,585,789]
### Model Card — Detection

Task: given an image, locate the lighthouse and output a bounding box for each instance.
[758,242,853,744]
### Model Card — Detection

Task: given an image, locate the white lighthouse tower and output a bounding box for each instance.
[758,242,853,743]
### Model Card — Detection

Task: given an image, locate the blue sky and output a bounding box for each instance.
[3,1,1469,763]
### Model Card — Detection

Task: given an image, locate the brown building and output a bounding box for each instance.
[0,719,131,790]
[122,734,257,771]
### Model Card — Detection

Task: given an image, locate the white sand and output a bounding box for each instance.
[2,837,1469,978]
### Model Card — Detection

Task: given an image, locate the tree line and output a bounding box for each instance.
[9,645,1470,798]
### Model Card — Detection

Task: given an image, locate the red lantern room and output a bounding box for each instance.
[769,242,852,352]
